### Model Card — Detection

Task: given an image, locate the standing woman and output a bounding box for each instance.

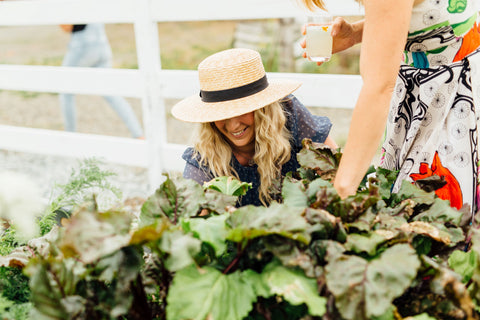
[300,0,480,213]
[172,48,337,207]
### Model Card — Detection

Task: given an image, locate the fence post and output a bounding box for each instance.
[133,0,167,191]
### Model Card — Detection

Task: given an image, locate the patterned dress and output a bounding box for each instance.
[380,0,480,213]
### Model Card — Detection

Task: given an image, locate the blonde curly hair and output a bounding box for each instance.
[192,100,292,206]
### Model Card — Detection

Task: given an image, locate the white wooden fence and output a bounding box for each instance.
[0,0,364,190]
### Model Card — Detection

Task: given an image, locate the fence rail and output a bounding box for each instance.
[0,0,364,190]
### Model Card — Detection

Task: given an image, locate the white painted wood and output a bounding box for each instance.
[133,0,169,190]
[0,65,143,97]
[0,125,186,172]
[151,0,364,22]
[0,0,364,26]
[0,66,362,108]
[157,70,362,109]
[0,125,148,167]
[0,0,139,25]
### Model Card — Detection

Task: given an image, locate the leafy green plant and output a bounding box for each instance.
[3,141,480,320]
[0,159,122,319]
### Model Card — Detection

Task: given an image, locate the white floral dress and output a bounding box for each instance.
[380,0,480,213]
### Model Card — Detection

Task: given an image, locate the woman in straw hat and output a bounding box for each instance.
[299,0,480,214]
[172,48,337,207]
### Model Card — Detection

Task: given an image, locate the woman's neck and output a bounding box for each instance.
[232,144,255,166]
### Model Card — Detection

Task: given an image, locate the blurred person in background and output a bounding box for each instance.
[299,0,480,215]
[59,23,144,138]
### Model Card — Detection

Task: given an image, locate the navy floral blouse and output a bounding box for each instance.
[182,95,332,207]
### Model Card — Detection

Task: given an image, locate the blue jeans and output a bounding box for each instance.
[59,24,143,138]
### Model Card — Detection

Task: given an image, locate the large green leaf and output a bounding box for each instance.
[184,215,229,257]
[281,175,308,208]
[260,262,326,316]
[166,265,259,320]
[203,176,252,197]
[413,198,463,225]
[326,244,420,319]
[160,230,202,272]
[344,232,389,256]
[226,203,311,244]
[140,174,205,226]
[394,180,436,206]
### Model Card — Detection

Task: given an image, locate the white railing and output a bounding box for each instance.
[0,0,364,190]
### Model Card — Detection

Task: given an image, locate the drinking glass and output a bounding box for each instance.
[305,13,333,63]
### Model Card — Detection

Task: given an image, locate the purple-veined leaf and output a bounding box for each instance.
[140,174,205,226]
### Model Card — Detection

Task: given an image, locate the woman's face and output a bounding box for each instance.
[214,112,255,150]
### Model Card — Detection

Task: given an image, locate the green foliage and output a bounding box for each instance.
[204,176,252,197]
[40,158,122,236]
[3,140,480,320]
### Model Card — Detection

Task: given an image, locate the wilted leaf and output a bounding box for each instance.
[0,246,32,268]
[400,221,452,245]
[166,265,258,320]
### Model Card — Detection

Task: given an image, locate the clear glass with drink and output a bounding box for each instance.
[306,13,333,63]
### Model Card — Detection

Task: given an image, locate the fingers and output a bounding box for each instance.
[330,17,344,37]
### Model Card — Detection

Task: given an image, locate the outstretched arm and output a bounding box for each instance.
[333,0,414,198]
[301,17,364,65]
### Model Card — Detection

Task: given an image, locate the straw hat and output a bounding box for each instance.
[171,48,302,123]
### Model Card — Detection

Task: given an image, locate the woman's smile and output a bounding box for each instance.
[214,112,255,150]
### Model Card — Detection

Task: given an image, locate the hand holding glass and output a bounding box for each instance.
[306,14,333,63]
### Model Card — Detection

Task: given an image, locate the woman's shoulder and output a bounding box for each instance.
[182,147,201,167]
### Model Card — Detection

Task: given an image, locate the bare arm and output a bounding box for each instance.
[333,0,414,198]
